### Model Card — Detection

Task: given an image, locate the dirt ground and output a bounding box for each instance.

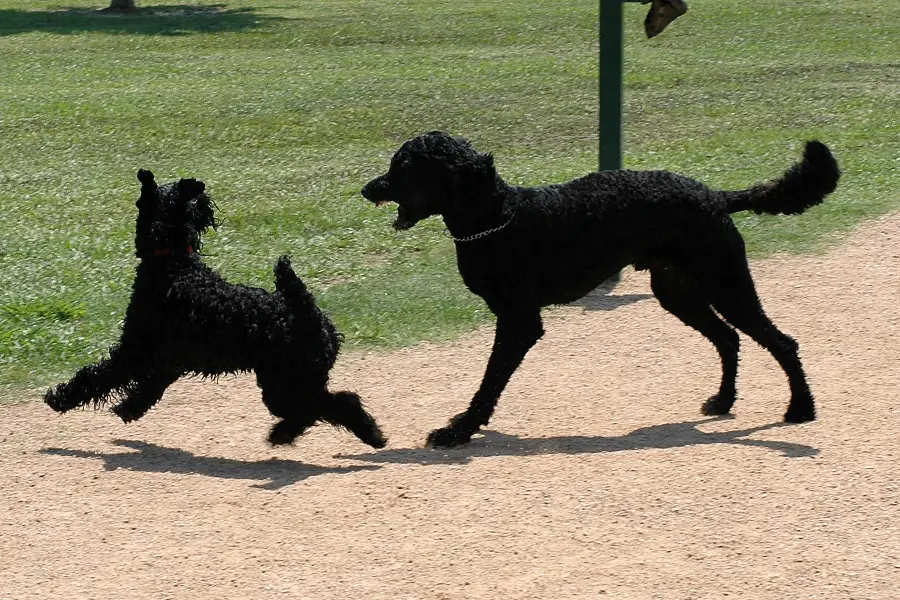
[2,215,898,600]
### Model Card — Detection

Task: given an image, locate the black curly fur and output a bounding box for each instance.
[361,131,841,447]
[720,141,840,215]
[45,169,386,449]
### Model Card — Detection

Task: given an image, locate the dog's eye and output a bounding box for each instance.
[390,155,410,172]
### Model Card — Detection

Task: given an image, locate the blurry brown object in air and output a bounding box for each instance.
[642,0,688,38]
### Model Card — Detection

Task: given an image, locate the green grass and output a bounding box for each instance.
[1,0,898,397]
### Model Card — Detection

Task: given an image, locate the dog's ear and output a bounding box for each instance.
[184,181,218,238]
[134,169,161,257]
[445,150,496,193]
[137,169,157,190]
[474,152,496,180]
[446,151,497,216]
[177,178,206,200]
[136,169,160,214]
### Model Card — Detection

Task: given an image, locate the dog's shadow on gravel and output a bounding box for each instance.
[40,439,379,490]
[340,418,819,466]
[574,290,653,312]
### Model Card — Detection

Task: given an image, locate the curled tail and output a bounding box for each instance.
[721,141,840,215]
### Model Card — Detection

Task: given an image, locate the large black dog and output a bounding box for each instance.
[362,131,840,448]
[45,170,386,449]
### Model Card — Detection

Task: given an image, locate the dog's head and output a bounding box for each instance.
[133,169,217,259]
[361,131,498,231]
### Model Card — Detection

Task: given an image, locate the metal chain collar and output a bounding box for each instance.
[445,213,515,243]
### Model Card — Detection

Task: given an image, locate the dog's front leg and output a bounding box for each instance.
[44,343,144,412]
[111,370,180,423]
[426,311,544,448]
[44,352,134,413]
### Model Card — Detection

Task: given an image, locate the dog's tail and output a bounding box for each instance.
[273,255,318,313]
[320,391,387,448]
[720,141,840,216]
[274,254,343,365]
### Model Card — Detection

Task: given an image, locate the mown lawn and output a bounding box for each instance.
[0,0,897,396]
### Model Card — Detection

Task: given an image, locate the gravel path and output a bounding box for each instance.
[2,215,898,599]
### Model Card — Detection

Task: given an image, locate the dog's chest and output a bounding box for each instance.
[455,243,528,300]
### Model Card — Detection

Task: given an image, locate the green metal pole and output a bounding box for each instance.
[599,0,624,171]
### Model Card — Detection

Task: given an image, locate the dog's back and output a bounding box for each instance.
[142,256,337,378]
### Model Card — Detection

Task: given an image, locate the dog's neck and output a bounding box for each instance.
[441,177,512,241]
[148,245,194,258]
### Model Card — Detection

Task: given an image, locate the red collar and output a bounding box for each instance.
[153,246,194,256]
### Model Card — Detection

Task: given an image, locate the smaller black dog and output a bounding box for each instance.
[45,170,386,449]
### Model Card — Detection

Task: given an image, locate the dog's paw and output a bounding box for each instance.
[110,402,141,424]
[364,429,388,449]
[44,389,67,413]
[784,403,816,424]
[344,419,388,449]
[426,426,473,449]
[267,420,298,446]
[700,394,734,416]
[44,388,80,413]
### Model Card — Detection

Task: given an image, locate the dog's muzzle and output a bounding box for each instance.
[361,176,391,205]
[363,175,417,230]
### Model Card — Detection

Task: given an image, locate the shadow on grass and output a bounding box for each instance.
[340,418,819,466]
[0,5,286,37]
[40,438,379,490]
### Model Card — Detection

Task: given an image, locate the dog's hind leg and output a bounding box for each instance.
[319,391,387,449]
[110,370,180,423]
[262,393,319,447]
[256,370,320,446]
[712,293,814,423]
[427,310,544,448]
[650,265,740,416]
[262,380,386,448]
[691,240,815,423]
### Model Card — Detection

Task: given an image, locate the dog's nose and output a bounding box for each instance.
[361,176,388,201]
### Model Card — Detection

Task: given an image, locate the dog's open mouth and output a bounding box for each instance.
[372,199,415,231]
[392,206,415,231]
